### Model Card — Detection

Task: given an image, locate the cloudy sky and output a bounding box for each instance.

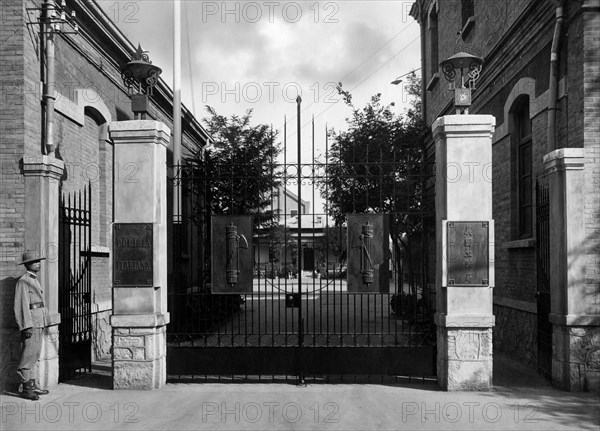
[98,0,421,161]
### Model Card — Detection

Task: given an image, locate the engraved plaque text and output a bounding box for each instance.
[113,223,153,287]
[447,221,489,286]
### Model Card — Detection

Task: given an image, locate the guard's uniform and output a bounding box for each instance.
[14,271,47,381]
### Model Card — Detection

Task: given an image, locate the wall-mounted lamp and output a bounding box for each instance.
[120,44,162,119]
[440,52,483,114]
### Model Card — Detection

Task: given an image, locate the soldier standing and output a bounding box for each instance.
[14,251,50,400]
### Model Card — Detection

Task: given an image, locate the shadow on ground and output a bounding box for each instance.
[58,359,113,390]
[21,350,599,430]
[491,351,600,430]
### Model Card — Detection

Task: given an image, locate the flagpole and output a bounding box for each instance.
[173,0,182,221]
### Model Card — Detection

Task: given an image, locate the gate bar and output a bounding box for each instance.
[296,95,303,349]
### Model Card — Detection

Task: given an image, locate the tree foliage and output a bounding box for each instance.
[313,226,347,272]
[320,72,428,228]
[319,72,430,293]
[184,107,282,227]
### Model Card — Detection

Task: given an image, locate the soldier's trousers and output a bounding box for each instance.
[17,328,43,381]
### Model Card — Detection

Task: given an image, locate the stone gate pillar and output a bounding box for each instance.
[432,115,496,391]
[22,156,64,388]
[108,120,170,390]
[544,148,600,391]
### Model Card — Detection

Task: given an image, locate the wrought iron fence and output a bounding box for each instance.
[58,183,92,381]
[167,135,436,381]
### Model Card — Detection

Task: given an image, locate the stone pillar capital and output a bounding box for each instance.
[435,313,496,328]
[22,155,64,180]
[109,120,171,147]
[582,0,600,11]
[549,313,600,326]
[543,148,585,173]
[432,114,496,140]
[110,313,170,328]
[99,123,111,143]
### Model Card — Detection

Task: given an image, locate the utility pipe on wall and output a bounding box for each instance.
[547,1,565,152]
[173,0,182,167]
[43,0,57,156]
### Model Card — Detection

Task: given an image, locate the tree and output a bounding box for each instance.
[180,108,283,285]
[313,226,347,274]
[184,107,282,228]
[319,72,430,294]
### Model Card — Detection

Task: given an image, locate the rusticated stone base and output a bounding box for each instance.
[437,326,493,391]
[552,325,600,392]
[112,325,166,390]
[92,309,112,361]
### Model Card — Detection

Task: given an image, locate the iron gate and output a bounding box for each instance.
[58,183,92,381]
[536,180,552,379]
[168,117,436,382]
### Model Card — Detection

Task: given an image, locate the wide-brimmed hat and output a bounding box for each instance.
[19,251,46,265]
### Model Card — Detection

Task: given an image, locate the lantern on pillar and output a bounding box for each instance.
[120,44,162,119]
[440,52,483,114]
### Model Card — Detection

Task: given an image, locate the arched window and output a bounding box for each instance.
[511,96,532,238]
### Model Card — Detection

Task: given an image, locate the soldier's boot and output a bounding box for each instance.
[30,379,49,395]
[20,380,39,401]
[15,370,25,393]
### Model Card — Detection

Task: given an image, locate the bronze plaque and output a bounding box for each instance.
[347,214,390,293]
[211,216,253,294]
[113,223,153,287]
[446,221,489,286]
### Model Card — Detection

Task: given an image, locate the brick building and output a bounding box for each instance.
[411,0,600,389]
[0,0,210,388]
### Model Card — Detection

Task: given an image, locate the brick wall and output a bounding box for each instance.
[414,0,598,371]
[0,0,28,388]
[420,0,556,307]
[566,2,585,150]
[422,0,540,123]
[22,0,43,159]
[493,304,538,366]
[582,4,600,313]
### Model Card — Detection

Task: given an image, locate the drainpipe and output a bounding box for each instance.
[409,1,427,124]
[42,0,57,156]
[547,1,565,152]
[420,20,427,124]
